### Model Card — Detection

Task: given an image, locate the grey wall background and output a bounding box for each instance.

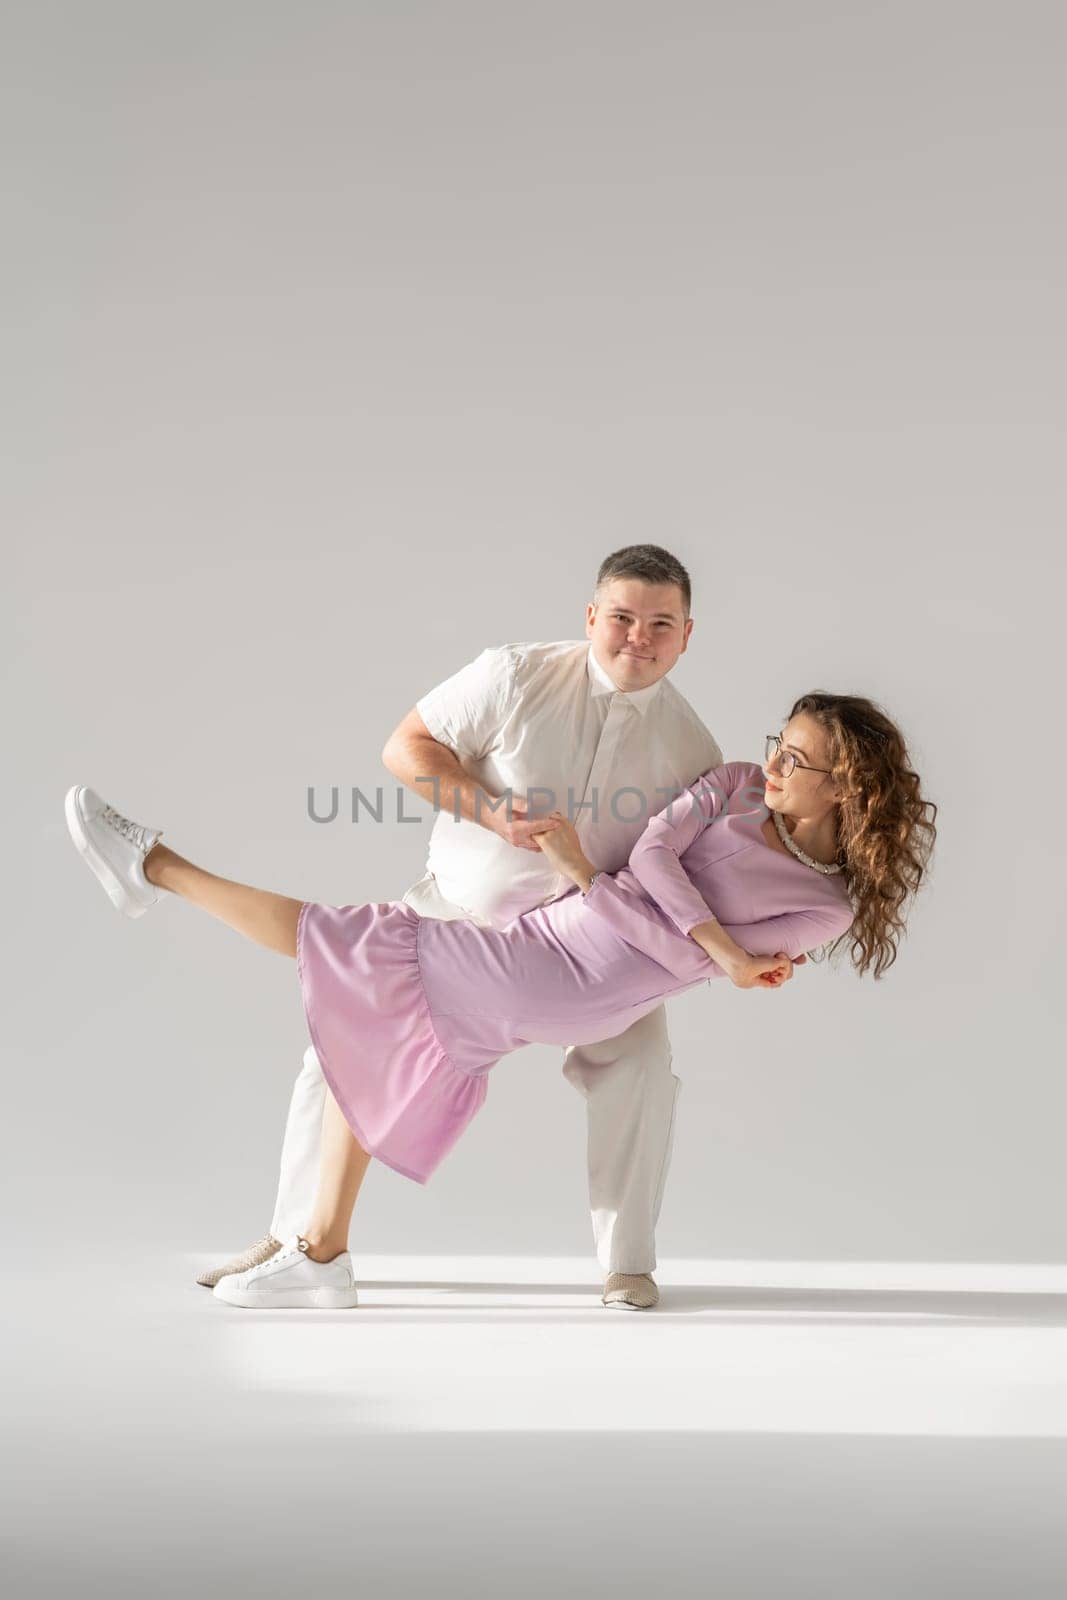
[5,0,1064,1262]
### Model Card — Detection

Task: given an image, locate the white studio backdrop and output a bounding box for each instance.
[4,0,1064,1262]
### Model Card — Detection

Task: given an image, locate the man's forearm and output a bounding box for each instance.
[384,736,503,830]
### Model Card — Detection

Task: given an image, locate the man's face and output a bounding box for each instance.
[585,579,693,692]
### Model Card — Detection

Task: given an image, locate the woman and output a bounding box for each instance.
[66,692,936,1309]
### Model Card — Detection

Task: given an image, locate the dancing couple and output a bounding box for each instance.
[65,545,936,1310]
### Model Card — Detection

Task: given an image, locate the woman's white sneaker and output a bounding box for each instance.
[212,1237,359,1309]
[65,786,163,918]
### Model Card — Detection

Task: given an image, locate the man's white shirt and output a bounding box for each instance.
[415,640,722,929]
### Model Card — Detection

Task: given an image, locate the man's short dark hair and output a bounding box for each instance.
[594,545,692,615]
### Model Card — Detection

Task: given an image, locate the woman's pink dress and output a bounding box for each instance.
[296,762,854,1183]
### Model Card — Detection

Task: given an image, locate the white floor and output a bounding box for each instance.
[8,1252,1067,1598]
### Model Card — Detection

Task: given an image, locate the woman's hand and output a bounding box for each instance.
[532,811,597,888]
[723,950,794,990]
[487,797,564,854]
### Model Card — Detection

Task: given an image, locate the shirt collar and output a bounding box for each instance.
[586,644,664,716]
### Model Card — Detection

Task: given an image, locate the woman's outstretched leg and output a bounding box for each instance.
[144,843,303,957]
[300,1088,373,1262]
[67,787,365,1309]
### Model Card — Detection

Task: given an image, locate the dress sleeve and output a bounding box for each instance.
[577,874,716,982]
[627,762,765,936]
[415,645,518,762]
[707,901,855,968]
[577,882,854,983]
[575,762,766,983]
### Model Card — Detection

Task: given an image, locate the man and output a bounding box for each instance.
[198,544,799,1307]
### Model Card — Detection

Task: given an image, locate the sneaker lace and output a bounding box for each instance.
[246,1239,307,1280]
[101,804,150,852]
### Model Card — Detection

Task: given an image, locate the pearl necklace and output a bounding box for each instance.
[772,809,844,874]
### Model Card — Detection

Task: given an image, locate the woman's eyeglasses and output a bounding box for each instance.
[764,733,833,778]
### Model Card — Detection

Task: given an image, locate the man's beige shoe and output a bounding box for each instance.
[602,1271,659,1310]
[196,1234,283,1289]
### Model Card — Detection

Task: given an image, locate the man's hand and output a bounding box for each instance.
[487,797,564,854]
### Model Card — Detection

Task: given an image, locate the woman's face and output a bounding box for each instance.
[762,713,839,821]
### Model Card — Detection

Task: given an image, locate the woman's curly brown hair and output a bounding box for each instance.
[788,692,937,979]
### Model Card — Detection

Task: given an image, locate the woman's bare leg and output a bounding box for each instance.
[143,843,302,957]
[140,844,371,1272]
[301,1088,373,1262]
[144,845,372,1260]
